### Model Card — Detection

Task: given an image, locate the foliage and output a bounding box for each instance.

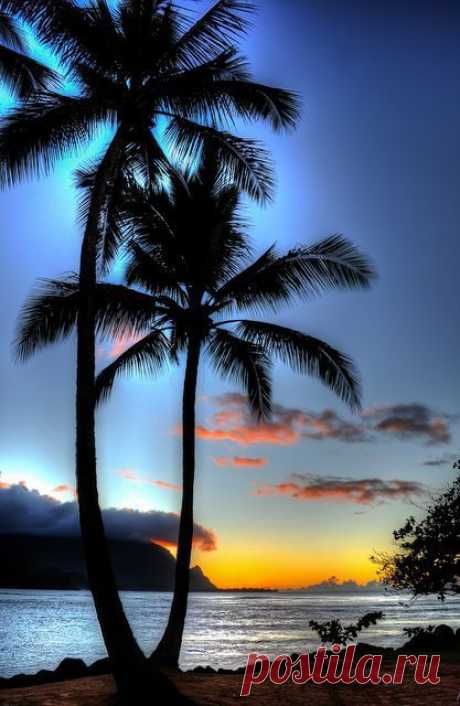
[16,152,376,416]
[402,625,436,639]
[309,611,384,645]
[373,463,460,600]
[0,0,300,218]
[0,5,57,97]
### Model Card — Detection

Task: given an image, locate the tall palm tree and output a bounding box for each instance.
[16,153,376,668]
[2,1,298,695]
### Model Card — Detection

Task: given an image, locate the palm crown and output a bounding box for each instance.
[16,154,375,415]
[0,0,299,215]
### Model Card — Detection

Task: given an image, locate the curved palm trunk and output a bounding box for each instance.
[76,126,146,689]
[151,333,202,668]
[77,126,194,705]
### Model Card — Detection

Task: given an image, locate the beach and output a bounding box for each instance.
[1,663,459,706]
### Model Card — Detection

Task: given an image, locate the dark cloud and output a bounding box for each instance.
[0,484,216,551]
[255,473,426,505]
[363,404,452,445]
[421,452,459,467]
[213,457,267,468]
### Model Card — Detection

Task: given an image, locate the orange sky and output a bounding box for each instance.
[193,540,380,590]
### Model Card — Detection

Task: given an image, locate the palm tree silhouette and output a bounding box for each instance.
[2,2,298,696]
[16,152,375,668]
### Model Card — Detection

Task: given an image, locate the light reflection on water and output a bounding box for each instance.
[1,590,459,677]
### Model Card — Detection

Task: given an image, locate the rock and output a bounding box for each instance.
[433,624,456,646]
[403,624,458,652]
[193,665,216,674]
[87,658,111,676]
[6,674,31,689]
[354,643,394,657]
[35,670,57,684]
[55,658,87,679]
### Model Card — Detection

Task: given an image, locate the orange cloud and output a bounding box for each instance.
[53,484,76,496]
[151,533,217,552]
[109,334,143,359]
[153,480,181,492]
[97,335,144,362]
[118,469,139,481]
[197,424,298,446]
[196,394,367,447]
[198,395,455,449]
[255,474,426,505]
[117,469,181,492]
[213,456,267,468]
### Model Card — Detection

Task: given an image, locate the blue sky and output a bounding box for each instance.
[0,0,459,587]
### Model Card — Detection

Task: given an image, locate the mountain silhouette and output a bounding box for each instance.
[0,535,217,591]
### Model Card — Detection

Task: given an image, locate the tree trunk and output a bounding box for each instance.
[76,123,196,704]
[76,126,147,693]
[151,333,201,668]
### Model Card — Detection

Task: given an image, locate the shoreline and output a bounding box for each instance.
[3,633,460,692]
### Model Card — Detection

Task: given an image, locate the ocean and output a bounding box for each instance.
[1,590,460,677]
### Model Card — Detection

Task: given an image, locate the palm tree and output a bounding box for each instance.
[16,153,376,668]
[2,1,298,695]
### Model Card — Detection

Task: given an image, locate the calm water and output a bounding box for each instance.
[1,590,460,677]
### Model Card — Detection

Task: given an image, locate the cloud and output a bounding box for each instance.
[421,452,459,467]
[53,484,76,496]
[198,394,367,447]
[198,395,455,448]
[254,473,426,505]
[96,335,143,362]
[213,456,267,468]
[117,469,181,492]
[0,484,216,551]
[362,404,452,445]
[153,480,181,492]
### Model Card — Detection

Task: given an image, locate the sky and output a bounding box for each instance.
[1,0,460,589]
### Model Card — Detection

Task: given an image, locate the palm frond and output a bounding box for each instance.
[0,10,23,49]
[75,152,135,273]
[95,327,170,403]
[236,320,362,411]
[159,47,299,131]
[15,278,158,361]
[200,79,300,131]
[0,93,115,186]
[94,282,158,340]
[125,241,188,305]
[207,327,271,419]
[38,1,121,72]
[165,116,274,203]
[0,0,74,28]
[0,44,59,98]
[15,277,80,361]
[213,235,376,313]
[167,0,255,71]
[211,244,276,311]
